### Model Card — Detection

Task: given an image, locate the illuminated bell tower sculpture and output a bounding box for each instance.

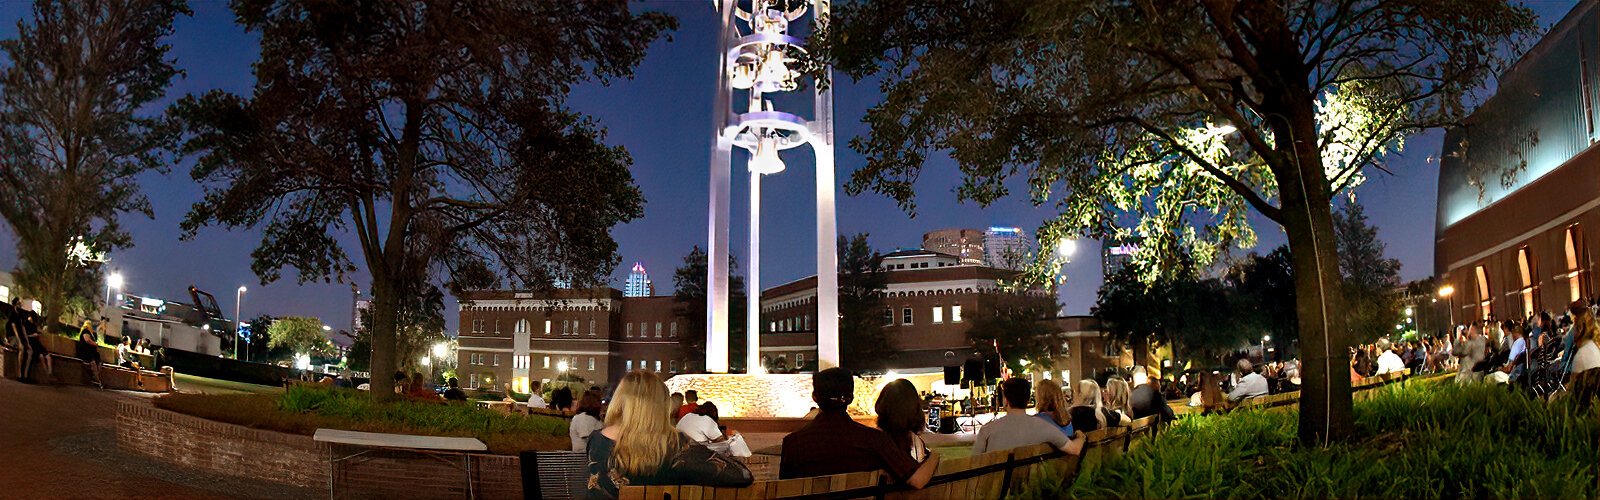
[706,0,838,373]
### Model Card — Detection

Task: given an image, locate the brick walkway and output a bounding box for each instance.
[0,378,314,499]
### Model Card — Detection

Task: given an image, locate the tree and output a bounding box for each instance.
[1335,202,1402,342]
[0,0,188,328]
[837,233,891,372]
[967,291,1062,376]
[172,1,673,396]
[819,0,1535,444]
[1095,261,1258,371]
[243,314,294,363]
[1228,246,1299,351]
[267,316,330,358]
[672,246,746,373]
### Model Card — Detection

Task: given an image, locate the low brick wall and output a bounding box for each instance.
[116,401,324,488]
[117,401,531,499]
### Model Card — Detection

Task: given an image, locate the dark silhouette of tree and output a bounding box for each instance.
[672,246,746,373]
[818,0,1535,444]
[0,0,189,328]
[967,291,1061,375]
[1096,260,1257,371]
[838,234,891,372]
[171,1,673,396]
[1228,246,1299,351]
[1335,202,1402,342]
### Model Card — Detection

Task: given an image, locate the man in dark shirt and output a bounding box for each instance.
[780,368,939,488]
[1129,377,1176,426]
[442,377,468,401]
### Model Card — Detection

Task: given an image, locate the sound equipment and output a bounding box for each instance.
[943,365,961,385]
[937,415,958,434]
[983,358,1001,381]
[963,359,983,382]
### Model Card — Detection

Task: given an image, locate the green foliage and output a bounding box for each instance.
[1336,203,1404,342]
[157,384,568,453]
[266,316,329,356]
[838,234,891,372]
[1095,261,1260,367]
[1227,246,1299,347]
[0,0,189,327]
[1021,382,1598,499]
[170,0,673,396]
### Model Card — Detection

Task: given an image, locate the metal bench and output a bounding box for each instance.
[314,428,487,499]
[520,450,588,500]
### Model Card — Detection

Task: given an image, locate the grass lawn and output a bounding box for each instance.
[1012,380,1599,499]
[172,373,283,395]
[155,384,570,453]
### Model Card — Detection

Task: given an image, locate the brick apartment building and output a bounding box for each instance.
[1435,2,1600,323]
[458,249,1118,389]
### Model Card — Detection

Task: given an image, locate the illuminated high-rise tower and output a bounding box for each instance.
[624,262,654,298]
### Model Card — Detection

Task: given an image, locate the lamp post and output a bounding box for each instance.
[105,272,124,307]
[1438,285,1456,327]
[234,286,247,360]
[1261,335,1272,362]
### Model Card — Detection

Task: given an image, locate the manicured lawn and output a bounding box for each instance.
[1012,381,1599,499]
[172,373,283,395]
[155,384,570,454]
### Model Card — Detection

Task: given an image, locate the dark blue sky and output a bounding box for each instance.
[0,1,1579,333]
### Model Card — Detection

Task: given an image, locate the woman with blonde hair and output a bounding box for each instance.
[586,370,751,498]
[1103,377,1134,419]
[1032,379,1072,435]
[1067,379,1128,433]
[1564,301,1600,408]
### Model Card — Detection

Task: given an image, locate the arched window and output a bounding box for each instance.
[1517,247,1536,315]
[1475,265,1493,320]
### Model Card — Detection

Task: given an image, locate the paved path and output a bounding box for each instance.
[0,378,313,499]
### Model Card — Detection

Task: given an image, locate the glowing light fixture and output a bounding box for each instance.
[1438,285,1455,298]
[431,342,448,359]
[748,133,785,174]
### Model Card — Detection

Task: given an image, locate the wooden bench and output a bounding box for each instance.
[314,429,487,499]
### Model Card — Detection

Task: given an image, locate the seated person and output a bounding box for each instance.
[442,377,468,401]
[1070,379,1129,433]
[73,324,103,388]
[677,402,750,457]
[550,387,575,414]
[676,390,701,419]
[569,389,605,452]
[586,371,751,498]
[875,379,934,460]
[1227,360,1268,403]
[973,378,1085,455]
[1031,379,1074,436]
[405,372,441,400]
[527,380,547,409]
[780,368,940,489]
[1129,377,1175,426]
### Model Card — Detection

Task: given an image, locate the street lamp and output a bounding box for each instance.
[1261,335,1272,362]
[1438,285,1456,326]
[432,342,448,359]
[105,272,124,307]
[1056,238,1078,263]
[234,286,247,360]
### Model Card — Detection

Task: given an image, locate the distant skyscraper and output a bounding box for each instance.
[1102,238,1139,277]
[923,228,985,265]
[984,226,1035,270]
[624,262,654,297]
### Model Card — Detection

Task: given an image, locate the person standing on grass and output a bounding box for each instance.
[974,377,1086,455]
[585,370,751,499]
[781,368,940,489]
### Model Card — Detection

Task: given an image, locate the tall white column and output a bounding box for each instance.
[704,0,737,374]
[748,171,764,374]
[814,143,840,369]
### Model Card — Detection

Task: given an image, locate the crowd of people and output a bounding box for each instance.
[2,298,156,387]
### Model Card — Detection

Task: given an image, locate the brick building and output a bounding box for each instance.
[1436,2,1600,323]
[455,288,684,392]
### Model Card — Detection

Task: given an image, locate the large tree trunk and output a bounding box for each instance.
[368,275,399,398]
[1277,124,1355,445]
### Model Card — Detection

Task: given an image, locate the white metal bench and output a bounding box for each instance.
[314,428,488,499]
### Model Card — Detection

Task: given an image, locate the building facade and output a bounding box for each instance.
[455,288,685,391]
[1435,2,1600,323]
[1102,238,1138,277]
[922,228,986,265]
[623,262,655,298]
[984,226,1036,270]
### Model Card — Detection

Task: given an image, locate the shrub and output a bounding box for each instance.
[156,384,571,453]
[1012,381,1599,499]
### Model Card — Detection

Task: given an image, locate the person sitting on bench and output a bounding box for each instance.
[780,368,940,489]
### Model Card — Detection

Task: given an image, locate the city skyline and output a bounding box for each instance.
[0,1,1578,334]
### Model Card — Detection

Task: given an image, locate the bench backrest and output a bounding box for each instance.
[1124,416,1156,451]
[522,450,587,500]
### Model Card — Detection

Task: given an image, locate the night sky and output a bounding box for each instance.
[0,1,1580,334]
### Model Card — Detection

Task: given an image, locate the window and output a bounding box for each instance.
[655,322,663,338]
[655,360,662,372]
[903,308,913,325]
[883,308,893,326]
[469,373,478,389]
[669,360,678,373]
[933,306,944,324]
[627,323,633,338]
[1518,247,1537,315]
[590,319,596,336]
[588,357,595,371]
[626,360,633,371]
[471,319,484,333]
[543,356,550,369]
[952,305,963,323]
[670,322,678,337]
[561,319,570,335]
[641,322,648,336]
[544,320,551,335]
[770,321,778,332]
[492,354,500,366]
[796,353,805,369]
[804,315,812,331]
[515,319,529,336]
[1475,265,1493,320]
[494,320,501,333]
